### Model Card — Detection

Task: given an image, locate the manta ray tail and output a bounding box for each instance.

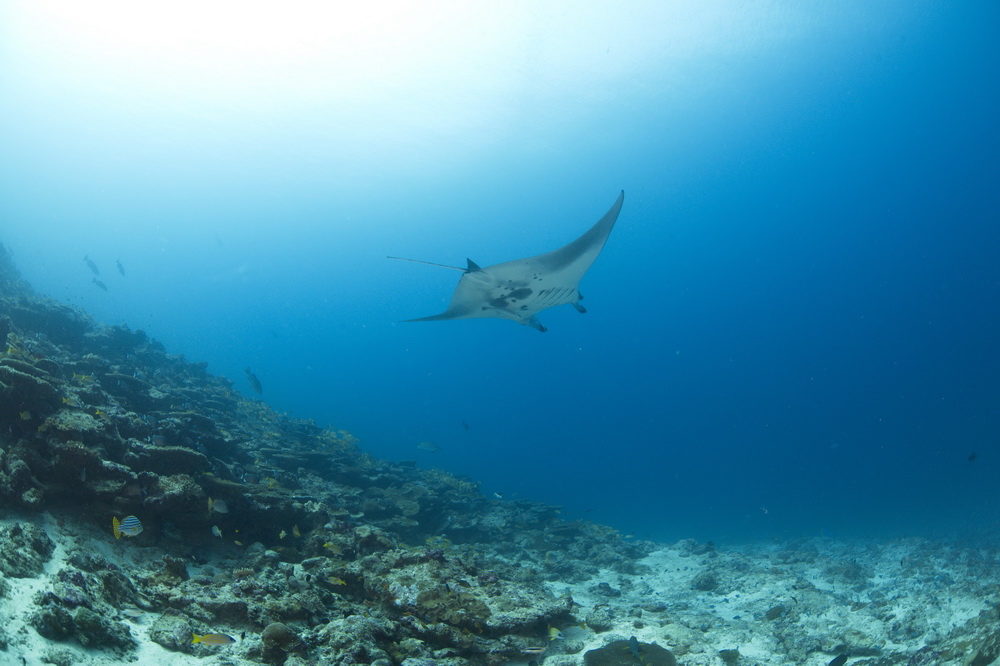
[387,256,467,271]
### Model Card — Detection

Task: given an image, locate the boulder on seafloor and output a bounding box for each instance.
[583,639,678,666]
[149,608,196,653]
[30,597,137,653]
[0,521,55,577]
[261,621,303,665]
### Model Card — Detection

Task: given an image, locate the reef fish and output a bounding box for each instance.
[390,191,623,332]
[192,633,236,646]
[548,626,564,641]
[417,441,441,452]
[92,278,108,291]
[116,259,125,276]
[629,636,642,660]
[828,656,848,666]
[207,497,229,514]
[244,367,262,393]
[83,255,99,275]
[112,515,143,539]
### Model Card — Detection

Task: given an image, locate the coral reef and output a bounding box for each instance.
[0,274,651,664]
[583,638,677,665]
[2,251,999,665]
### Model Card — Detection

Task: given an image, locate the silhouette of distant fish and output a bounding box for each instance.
[244,367,262,393]
[117,259,125,276]
[417,441,441,452]
[83,255,99,275]
[968,452,978,462]
[92,278,108,292]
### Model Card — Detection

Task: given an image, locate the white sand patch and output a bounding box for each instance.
[538,537,997,665]
[0,513,244,666]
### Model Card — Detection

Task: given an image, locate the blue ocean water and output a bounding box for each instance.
[2,1,998,543]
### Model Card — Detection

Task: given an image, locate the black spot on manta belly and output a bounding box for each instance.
[508,287,533,300]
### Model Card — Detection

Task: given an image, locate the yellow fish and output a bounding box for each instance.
[278,530,287,540]
[323,542,342,554]
[19,411,31,420]
[192,632,235,646]
[292,524,301,538]
[62,396,82,408]
[327,576,346,586]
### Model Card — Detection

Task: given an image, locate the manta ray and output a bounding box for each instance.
[390,190,623,332]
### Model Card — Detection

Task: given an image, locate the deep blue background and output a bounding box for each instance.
[2,2,998,542]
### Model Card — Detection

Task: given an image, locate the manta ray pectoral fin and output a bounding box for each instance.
[572,302,586,313]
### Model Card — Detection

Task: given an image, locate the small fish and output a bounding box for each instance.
[279,529,287,540]
[244,367,262,393]
[969,452,978,462]
[92,278,108,291]
[548,626,564,641]
[327,576,346,586]
[323,542,342,554]
[292,524,302,538]
[19,410,31,420]
[116,259,125,276]
[828,656,848,666]
[417,441,441,452]
[80,468,87,482]
[493,492,504,499]
[192,633,236,646]
[211,525,222,538]
[121,608,144,619]
[522,647,547,655]
[62,396,82,408]
[628,636,642,660]
[207,497,229,514]
[83,255,99,275]
[94,409,107,418]
[112,515,143,539]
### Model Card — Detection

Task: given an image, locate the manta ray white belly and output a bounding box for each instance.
[394,190,624,332]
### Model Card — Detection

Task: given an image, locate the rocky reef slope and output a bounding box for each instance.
[3,243,1000,666]
[0,244,649,665]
